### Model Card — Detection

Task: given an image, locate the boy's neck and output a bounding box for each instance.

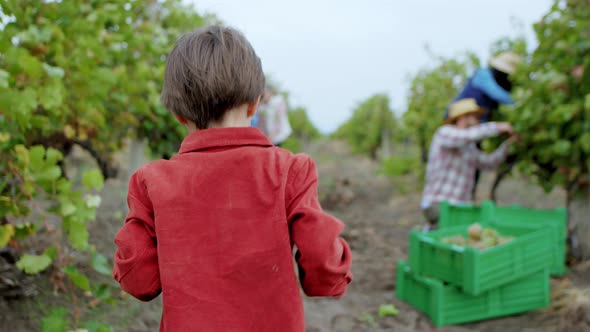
[183,104,252,134]
[209,104,251,129]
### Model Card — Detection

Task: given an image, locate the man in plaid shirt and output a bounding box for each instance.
[421,98,517,229]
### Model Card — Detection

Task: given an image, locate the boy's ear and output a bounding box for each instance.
[246,96,262,118]
[175,114,188,124]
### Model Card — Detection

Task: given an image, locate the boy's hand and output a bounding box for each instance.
[496,122,514,135]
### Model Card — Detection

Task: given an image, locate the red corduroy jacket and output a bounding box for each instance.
[113,127,352,332]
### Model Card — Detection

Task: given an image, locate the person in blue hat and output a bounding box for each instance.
[446,51,522,122]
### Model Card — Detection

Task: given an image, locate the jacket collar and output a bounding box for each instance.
[177,127,273,154]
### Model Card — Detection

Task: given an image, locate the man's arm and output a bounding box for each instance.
[437,122,508,149]
[475,142,510,170]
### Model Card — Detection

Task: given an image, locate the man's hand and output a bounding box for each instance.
[496,122,514,135]
[506,134,520,145]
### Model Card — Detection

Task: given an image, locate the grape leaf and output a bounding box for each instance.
[63,265,90,291]
[82,169,104,191]
[16,254,52,275]
[0,224,15,246]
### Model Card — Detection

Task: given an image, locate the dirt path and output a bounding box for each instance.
[1,140,589,331]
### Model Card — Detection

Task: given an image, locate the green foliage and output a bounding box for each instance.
[0,224,15,246]
[16,253,52,275]
[82,321,114,332]
[41,307,115,332]
[82,169,104,191]
[90,251,112,276]
[489,34,528,58]
[281,106,320,153]
[402,52,480,164]
[1,0,210,159]
[381,155,420,177]
[288,106,321,142]
[334,94,397,159]
[280,136,303,153]
[358,312,378,328]
[63,265,91,291]
[41,307,68,332]
[378,304,399,317]
[509,0,590,193]
[92,283,113,302]
[1,145,100,259]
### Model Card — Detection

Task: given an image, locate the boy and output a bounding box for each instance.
[421,98,517,230]
[112,26,352,332]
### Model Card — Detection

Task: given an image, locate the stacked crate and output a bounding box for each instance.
[396,201,567,326]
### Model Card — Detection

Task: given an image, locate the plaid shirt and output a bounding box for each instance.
[421,123,509,206]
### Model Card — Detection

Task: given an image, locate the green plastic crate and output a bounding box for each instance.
[409,223,553,295]
[396,260,550,327]
[438,201,567,276]
[438,200,494,228]
[494,205,567,276]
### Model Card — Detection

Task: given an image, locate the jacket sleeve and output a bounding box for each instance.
[112,169,161,301]
[472,68,514,105]
[286,154,352,297]
[437,123,501,149]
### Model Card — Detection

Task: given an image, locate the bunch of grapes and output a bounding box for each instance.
[441,224,513,250]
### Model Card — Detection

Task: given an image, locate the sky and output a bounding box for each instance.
[190,0,554,133]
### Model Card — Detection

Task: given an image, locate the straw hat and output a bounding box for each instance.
[445,98,487,124]
[489,51,523,75]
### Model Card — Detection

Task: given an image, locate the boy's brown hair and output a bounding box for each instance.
[161,26,265,129]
